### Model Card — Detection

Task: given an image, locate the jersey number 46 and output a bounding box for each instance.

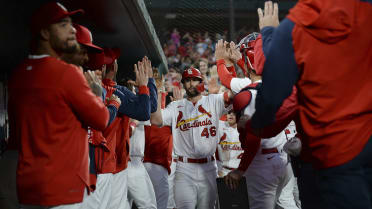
[201,126,217,138]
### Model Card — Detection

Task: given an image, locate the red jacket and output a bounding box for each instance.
[8,56,109,206]
[143,125,173,174]
[287,0,372,168]
[115,115,130,173]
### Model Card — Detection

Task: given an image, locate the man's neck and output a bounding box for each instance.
[32,42,59,58]
[187,94,202,104]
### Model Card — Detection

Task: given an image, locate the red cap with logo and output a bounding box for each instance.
[31,2,84,35]
[181,67,203,82]
[74,23,103,53]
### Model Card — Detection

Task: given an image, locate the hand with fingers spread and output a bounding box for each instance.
[84,70,103,96]
[224,169,245,191]
[257,1,279,30]
[143,56,153,78]
[229,41,242,63]
[171,86,183,101]
[135,60,149,87]
[215,39,230,61]
[208,77,221,94]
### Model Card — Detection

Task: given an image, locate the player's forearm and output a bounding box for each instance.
[216,59,233,89]
[150,92,163,126]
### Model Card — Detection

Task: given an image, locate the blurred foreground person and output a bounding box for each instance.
[7,2,109,209]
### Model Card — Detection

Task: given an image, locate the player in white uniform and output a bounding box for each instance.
[125,120,157,209]
[216,112,243,177]
[215,29,298,209]
[150,67,232,209]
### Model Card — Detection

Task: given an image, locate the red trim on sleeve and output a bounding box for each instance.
[217,59,233,89]
[138,86,150,95]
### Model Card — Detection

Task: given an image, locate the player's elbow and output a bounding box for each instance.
[150,113,162,127]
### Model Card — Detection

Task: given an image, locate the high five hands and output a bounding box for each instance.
[258,1,279,30]
[134,56,153,87]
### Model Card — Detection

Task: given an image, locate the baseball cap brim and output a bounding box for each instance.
[82,43,103,53]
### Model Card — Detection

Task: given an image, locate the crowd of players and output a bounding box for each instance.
[1,1,372,209]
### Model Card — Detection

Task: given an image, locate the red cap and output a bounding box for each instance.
[103,48,121,65]
[86,52,105,70]
[31,2,84,35]
[74,24,103,53]
[181,67,203,82]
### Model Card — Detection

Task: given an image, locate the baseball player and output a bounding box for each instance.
[8,2,110,208]
[216,112,243,177]
[150,67,232,209]
[102,54,158,209]
[215,29,298,208]
[251,1,372,208]
[143,80,179,209]
[125,119,157,209]
[62,25,125,209]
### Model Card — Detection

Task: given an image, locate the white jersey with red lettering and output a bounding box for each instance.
[161,94,226,158]
[217,120,243,176]
[161,93,227,209]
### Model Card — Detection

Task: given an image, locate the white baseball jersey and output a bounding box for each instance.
[161,94,226,158]
[217,120,243,169]
[230,77,252,94]
[238,80,287,149]
[284,121,297,139]
[129,121,150,157]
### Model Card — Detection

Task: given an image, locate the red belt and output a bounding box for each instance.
[261,148,279,155]
[173,159,178,163]
[177,156,215,164]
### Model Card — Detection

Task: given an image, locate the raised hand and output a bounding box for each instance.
[208,77,221,94]
[229,41,242,63]
[143,56,153,78]
[134,60,149,87]
[257,1,279,30]
[84,70,103,96]
[171,86,183,101]
[215,39,230,61]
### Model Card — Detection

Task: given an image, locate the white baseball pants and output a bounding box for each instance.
[81,173,113,209]
[108,168,128,209]
[167,161,177,209]
[244,151,298,209]
[174,161,217,209]
[144,162,169,209]
[125,157,157,209]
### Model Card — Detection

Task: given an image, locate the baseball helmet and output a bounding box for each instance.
[237,32,260,72]
[181,67,204,93]
[181,67,203,82]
